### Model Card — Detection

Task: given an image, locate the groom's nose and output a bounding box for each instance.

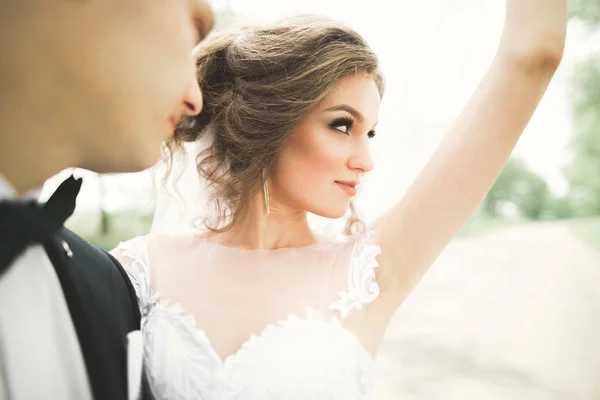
[181,79,203,117]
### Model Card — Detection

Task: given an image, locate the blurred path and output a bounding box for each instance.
[374,222,600,399]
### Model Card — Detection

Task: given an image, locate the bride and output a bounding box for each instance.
[112,1,566,398]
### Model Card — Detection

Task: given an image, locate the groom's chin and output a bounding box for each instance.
[122,151,163,173]
[82,146,163,175]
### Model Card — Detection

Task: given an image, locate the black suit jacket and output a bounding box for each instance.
[44,228,152,400]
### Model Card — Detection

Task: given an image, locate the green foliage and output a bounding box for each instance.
[565,56,600,216]
[484,158,523,217]
[483,157,556,220]
[542,195,574,220]
[518,174,550,220]
[569,0,600,25]
[66,211,153,251]
[481,156,575,221]
[563,0,600,217]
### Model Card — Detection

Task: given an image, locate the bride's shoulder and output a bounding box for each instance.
[143,231,201,250]
[110,232,192,254]
[110,232,200,268]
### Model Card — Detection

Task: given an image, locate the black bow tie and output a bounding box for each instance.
[0,175,82,276]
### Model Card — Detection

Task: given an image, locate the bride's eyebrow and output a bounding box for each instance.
[322,105,364,123]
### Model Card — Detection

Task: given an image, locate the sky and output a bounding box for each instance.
[44,0,600,223]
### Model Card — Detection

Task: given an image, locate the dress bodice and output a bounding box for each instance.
[115,230,381,400]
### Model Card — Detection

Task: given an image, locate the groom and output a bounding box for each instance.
[0,1,213,399]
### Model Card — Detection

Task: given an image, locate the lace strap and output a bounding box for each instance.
[329,230,381,319]
[113,236,155,323]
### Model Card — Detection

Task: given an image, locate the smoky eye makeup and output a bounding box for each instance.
[329,117,354,134]
[329,117,377,141]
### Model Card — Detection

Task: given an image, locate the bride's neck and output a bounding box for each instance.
[211,192,317,250]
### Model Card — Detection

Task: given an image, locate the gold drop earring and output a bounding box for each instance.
[262,166,270,215]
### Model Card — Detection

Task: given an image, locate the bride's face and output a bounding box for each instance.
[270,74,381,219]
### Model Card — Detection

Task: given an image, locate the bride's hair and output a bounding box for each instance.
[167,15,384,233]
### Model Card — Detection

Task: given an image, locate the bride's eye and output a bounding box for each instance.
[329,117,353,135]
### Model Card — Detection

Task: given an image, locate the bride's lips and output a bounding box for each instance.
[335,180,358,196]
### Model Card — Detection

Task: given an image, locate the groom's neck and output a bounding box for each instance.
[0,127,78,196]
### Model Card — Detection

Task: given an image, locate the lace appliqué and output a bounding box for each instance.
[218,307,375,400]
[115,236,159,328]
[143,300,376,400]
[329,230,381,319]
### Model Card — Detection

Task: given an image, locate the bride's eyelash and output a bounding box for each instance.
[330,117,377,141]
[329,117,354,134]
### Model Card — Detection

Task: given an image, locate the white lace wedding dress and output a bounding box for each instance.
[114,229,382,400]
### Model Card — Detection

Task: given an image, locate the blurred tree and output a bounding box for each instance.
[515,173,550,220]
[564,0,600,216]
[483,157,552,220]
[565,54,600,216]
[484,157,526,217]
[542,195,574,220]
[569,0,600,24]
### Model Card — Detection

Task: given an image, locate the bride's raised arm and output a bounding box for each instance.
[372,0,567,310]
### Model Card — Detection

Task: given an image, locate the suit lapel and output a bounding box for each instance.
[44,235,116,399]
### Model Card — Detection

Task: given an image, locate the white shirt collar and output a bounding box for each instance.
[0,175,43,202]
